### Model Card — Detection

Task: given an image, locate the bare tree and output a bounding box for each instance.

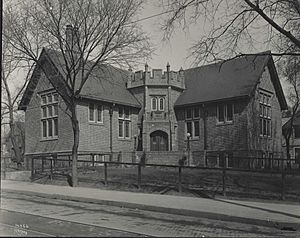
[282,56,300,166]
[4,0,152,186]
[161,0,300,64]
[1,33,31,168]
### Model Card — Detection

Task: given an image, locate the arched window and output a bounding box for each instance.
[151,97,157,111]
[159,97,164,111]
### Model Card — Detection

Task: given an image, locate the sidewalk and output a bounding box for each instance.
[1,180,300,230]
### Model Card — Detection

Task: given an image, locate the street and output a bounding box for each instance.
[1,191,299,237]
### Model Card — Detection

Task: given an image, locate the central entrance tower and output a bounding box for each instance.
[127,63,185,151]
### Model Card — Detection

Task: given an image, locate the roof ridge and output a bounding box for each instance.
[185,51,272,71]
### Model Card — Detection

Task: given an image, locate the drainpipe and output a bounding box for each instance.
[109,105,114,158]
[203,104,208,166]
[167,63,172,151]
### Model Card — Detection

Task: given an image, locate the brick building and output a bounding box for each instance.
[19,47,287,167]
[282,112,300,165]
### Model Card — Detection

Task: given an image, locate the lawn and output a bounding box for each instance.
[34,165,300,202]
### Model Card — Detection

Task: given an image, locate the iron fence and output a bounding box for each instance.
[29,151,300,201]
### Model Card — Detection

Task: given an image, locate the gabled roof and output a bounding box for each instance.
[282,111,300,130]
[175,52,288,110]
[282,117,291,127]
[19,48,141,110]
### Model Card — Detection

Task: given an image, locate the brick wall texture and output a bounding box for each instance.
[24,63,284,166]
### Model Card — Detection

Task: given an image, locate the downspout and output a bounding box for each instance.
[167,63,172,151]
[202,104,208,166]
[109,105,114,158]
[203,104,207,150]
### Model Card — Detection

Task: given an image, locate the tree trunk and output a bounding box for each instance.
[286,138,291,169]
[3,75,22,168]
[9,108,22,168]
[71,103,79,187]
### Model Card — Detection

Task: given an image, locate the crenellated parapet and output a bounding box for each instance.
[127,64,185,90]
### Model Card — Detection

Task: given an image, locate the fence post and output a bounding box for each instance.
[68,155,71,167]
[92,154,95,167]
[222,167,226,196]
[104,162,108,186]
[41,158,44,172]
[281,169,285,200]
[137,164,141,190]
[50,158,53,180]
[31,157,34,180]
[178,166,182,193]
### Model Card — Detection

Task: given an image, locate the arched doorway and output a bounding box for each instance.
[150,130,168,151]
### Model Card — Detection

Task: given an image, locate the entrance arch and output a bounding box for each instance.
[150,130,168,151]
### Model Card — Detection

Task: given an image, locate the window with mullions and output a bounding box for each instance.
[41,92,59,139]
[259,92,271,137]
[88,103,103,123]
[151,96,165,111]
[118,107,131,139]
[185,107,200,138]
[217,103,233,123]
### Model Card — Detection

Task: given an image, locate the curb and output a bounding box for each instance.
[2,188,299,231]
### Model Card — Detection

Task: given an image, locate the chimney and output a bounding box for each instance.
[65,25,79,54]
[166,62,170,83]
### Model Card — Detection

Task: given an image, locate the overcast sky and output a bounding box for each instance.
[137,1,195,71]
[139,1,269,69]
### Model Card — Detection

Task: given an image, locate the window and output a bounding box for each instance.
[227,152,234,168]
[118,106,131,139]
[186,121,192,135]
[294,125,300,139]
[185,107,200,138]
[259,92,272,137]
[295,148,300,164]
[97,105,103,122]
[151,98,157,111]
[41,92,59,139]
[186,108,192,119]
[218,152,233,168]
[118,120,123,138]
[88,103,103,123]
[159,98,165,111]
[194,108,200,118]
[217,103,233,123]
[194,121,200,137]
[151,96,165,111]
